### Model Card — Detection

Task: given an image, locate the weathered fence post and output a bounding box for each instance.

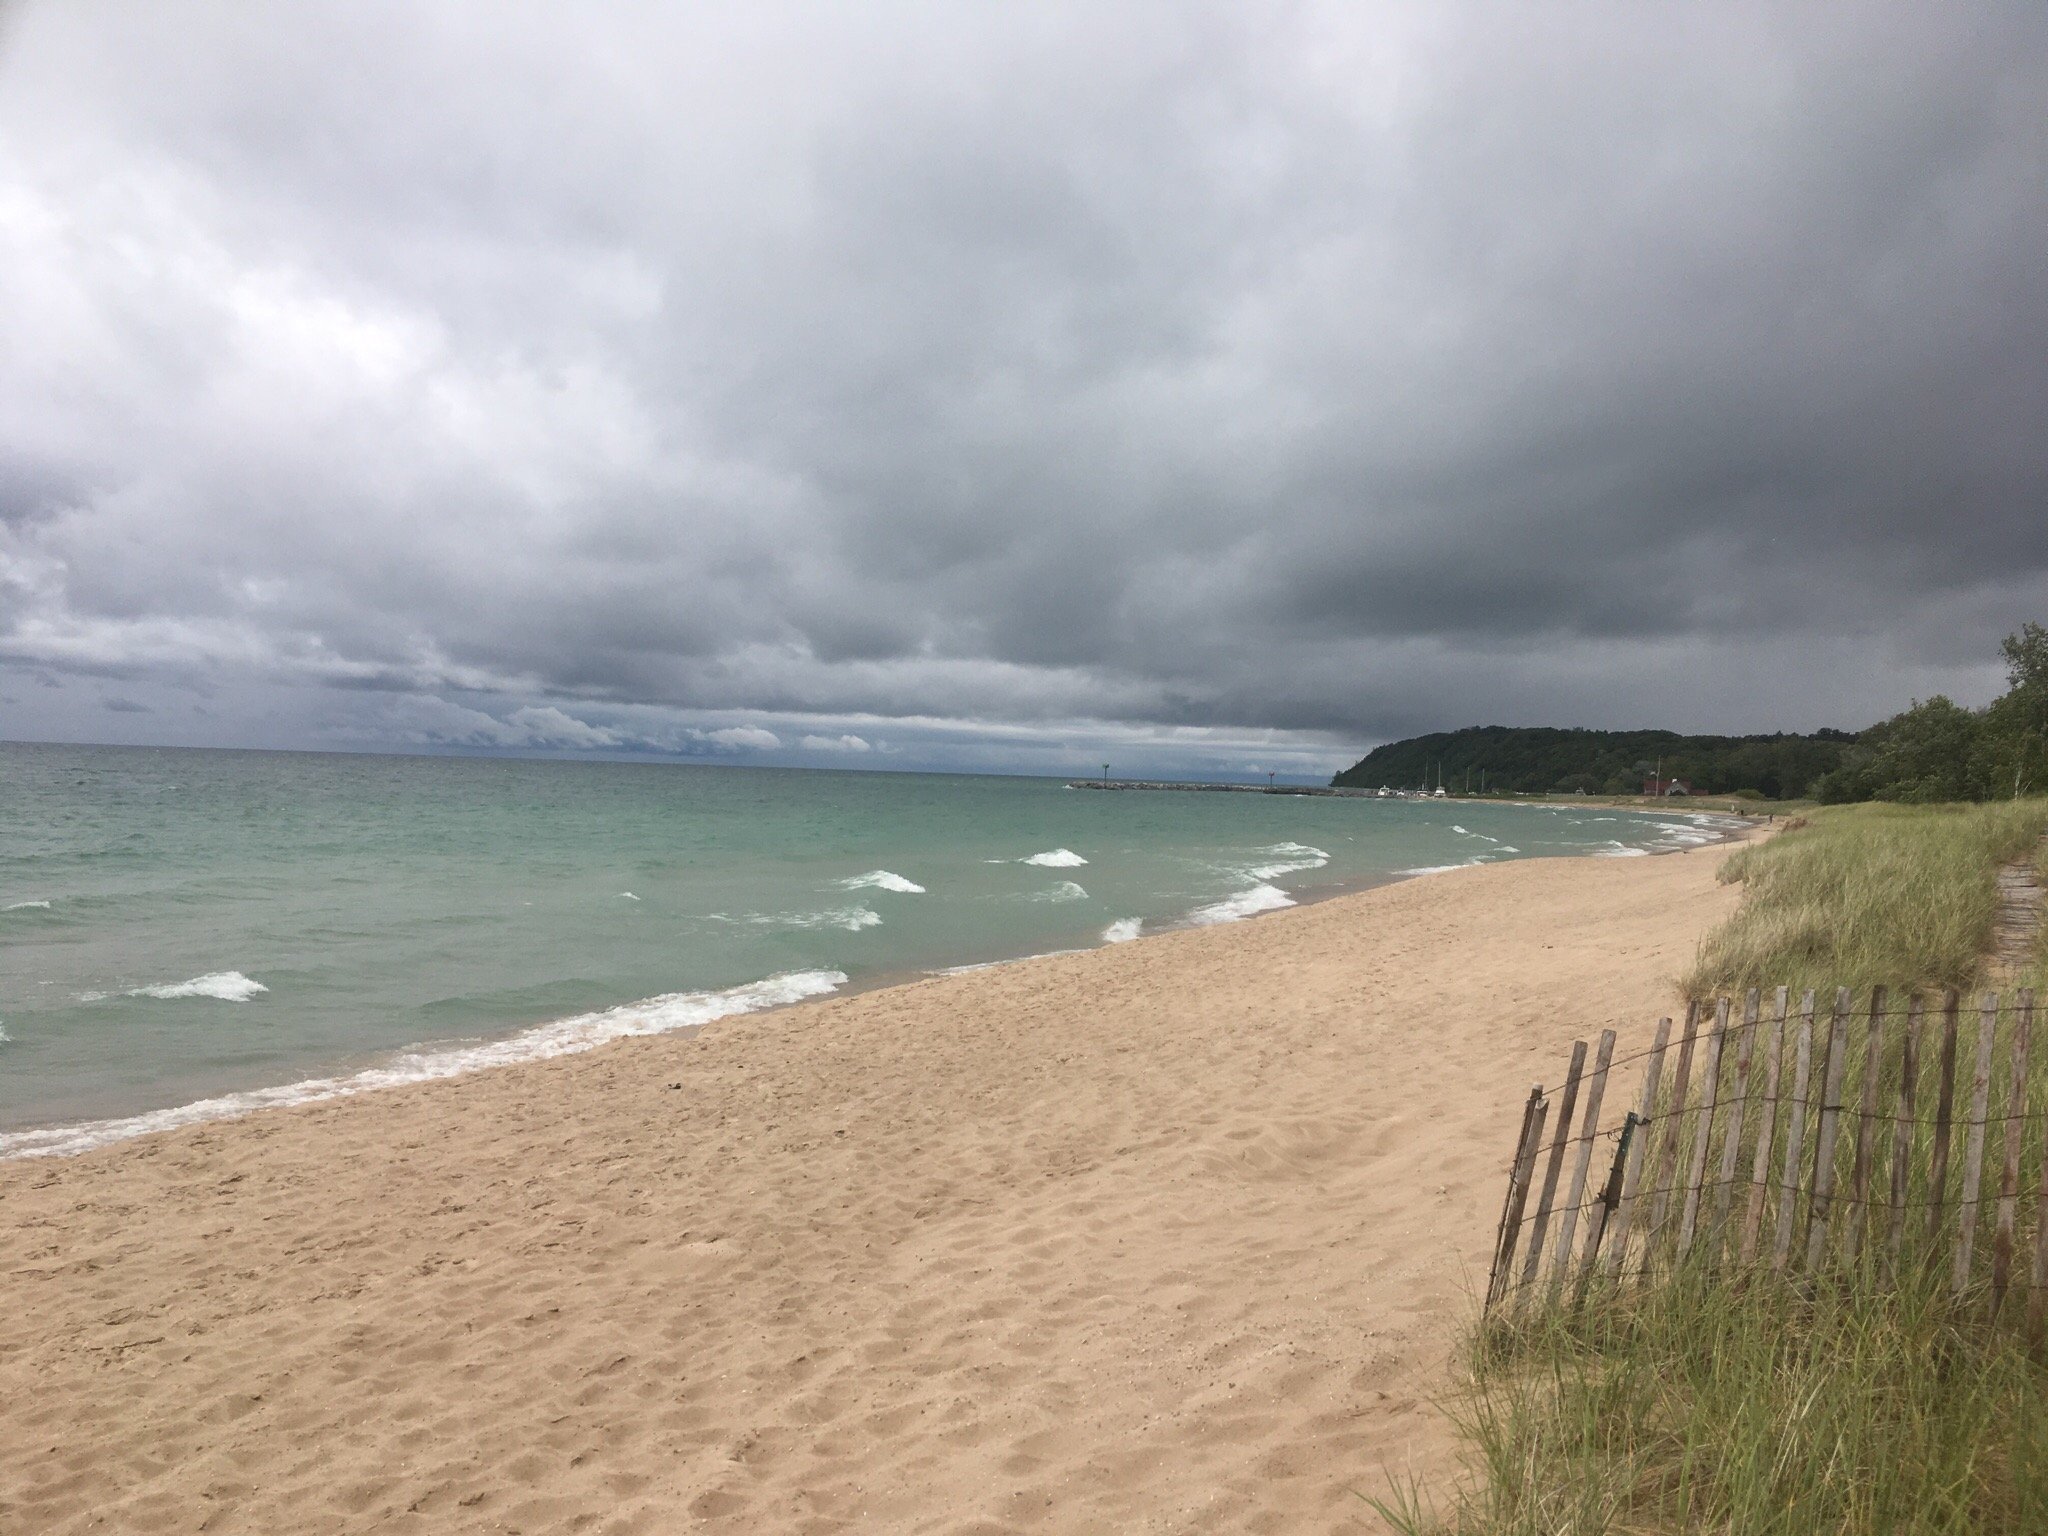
[1486,1085,1548,1311]
[1803,988,1854,1273]
[1678,999,1730,1261]
[1711,988,1761,1249]
[1550,1029,1618,1296]
[1927,990,1961,1249]
[1577,1111,1641,1293]
[1887,995,1922,1278]
[1647,1001,1702,1259]
[1952,993,1999,1298]
[1992,991,2034,1316]
[1604,1017,1672,1277]
[1774,989,1818,1273]
[1847,985,1888,1261]
[1520,1042,1586,1289]
[1740,987,1789,1266]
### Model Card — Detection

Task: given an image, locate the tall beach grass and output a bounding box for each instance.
[1685,800,2048,1000]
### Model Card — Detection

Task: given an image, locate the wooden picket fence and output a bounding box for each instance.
[1485,986,2048,1334]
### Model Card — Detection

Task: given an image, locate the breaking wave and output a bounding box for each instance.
[837,870,927,894]
[1022,849,1088,867]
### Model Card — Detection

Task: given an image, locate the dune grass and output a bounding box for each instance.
[1382,1264,2048,1535]
[1387,800,2048,1536]
[1684,800,2048,1000]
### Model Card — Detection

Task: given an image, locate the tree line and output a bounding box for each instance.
[1329,623,2048,804]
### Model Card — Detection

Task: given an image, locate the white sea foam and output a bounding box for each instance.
[1594,842,1651,858]
[1102,917,1143,943]
[1453,826,1501,843]
[1188,882,1296,924]
[838,870,926,894]
[1025,880,1089,903]
[133,971,269,1002]
[619,891,640,900]
[0,969,848,1161]
[712,906,882,932]
[1022,849,1088,867]
[3,899,52,911]
[1238,842,1330,880]
[0,1024,10,1044]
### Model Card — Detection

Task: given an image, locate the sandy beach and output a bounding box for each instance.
[0,837,1749,1534]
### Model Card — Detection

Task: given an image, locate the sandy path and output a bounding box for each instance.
[0,839,1746,1534]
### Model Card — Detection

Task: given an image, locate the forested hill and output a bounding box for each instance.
[1331,725,1855,799]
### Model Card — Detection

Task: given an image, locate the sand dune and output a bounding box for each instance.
[0,839,1748,1534]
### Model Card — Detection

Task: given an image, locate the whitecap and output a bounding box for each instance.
[132,971,268,1002]
[1102,917,1143,943]
[3,899,52,911]
[619,891,641,900]
[711,906,882,932]
[1593,843,1650,858]
[1022,849,1088,867]
[0,969,848,1161]
[1025,880,1089,903]
[1187,883,1296,924]
[0,1024,10,1044]
[838,869,926,894]
[1237,842,1330,881]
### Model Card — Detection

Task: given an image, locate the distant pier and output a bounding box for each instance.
[1066,779,1386,796]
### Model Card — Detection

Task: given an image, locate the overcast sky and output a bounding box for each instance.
[3,2,2046,780]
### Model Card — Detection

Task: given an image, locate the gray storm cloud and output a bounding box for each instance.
[2,1,2045,776]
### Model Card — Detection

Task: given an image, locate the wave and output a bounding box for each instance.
[1593,842,1651,858]
[1102,917,1143,943]
[108,971,270,1003]
[1188,883,1296,924]
[711,906,882,932]
[1025,880,1089,903]
[1237,842,1329,881]
[1398,861,1480,876]
[3,899,52,911]
[1021,849,1088,867]
[0,969,848,1161]
[1452,826,1501,843]
[619,891,641,900]
[837,869,926,894]
[0,1024,10,1044]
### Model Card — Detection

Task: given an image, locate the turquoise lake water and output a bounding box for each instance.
[0,743,1732,1156]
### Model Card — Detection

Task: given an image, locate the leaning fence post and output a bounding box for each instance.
[1646,1000,1701,1262]
[1803,988,1854,1273]
[1606,1018,1673,1277]
[1774,989,1818,1272]
[1486,1085,1548,1311]
[1577,1112,1640,1293]
[1847,985,1889,1261]
[1992,991,2033,1317]
[1711,988,1761,1251]
[1952,993,1999,1298]
[1678,999,1730,1262]
[1888,995,1922,1278]
[1926,990,1961,1250]
[1520,1041,1587,1290]
[1740,986,1788,1266]
[1549,1029,1618,1296]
